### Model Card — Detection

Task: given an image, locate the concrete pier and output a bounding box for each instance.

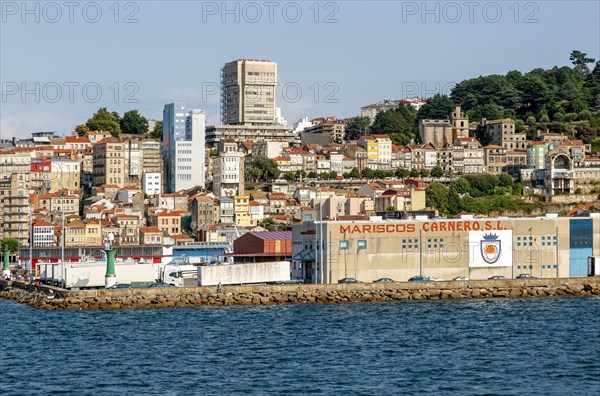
[1,277,600,310]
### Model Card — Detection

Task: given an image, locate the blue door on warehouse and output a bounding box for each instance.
[569,219,593,277]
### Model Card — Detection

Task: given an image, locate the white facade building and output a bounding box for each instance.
[213,151,245,197]
[142,172,162,196]
[163,103,206,192]
[292,117,314,134]
[32,221,54,247]
[275,107,288,126]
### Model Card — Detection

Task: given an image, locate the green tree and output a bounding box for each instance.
[466,174,500,197]
[150,120,163,140]
[425,183,449,213]
[348,167,360,179]
[409,169,420,178]
[467,103,506,120]
[260,218,286,231]
[181,214,193,234]
[416,94,455,120]
[74,123,89,136]
[498,173,514,188]
[85,107,121,138]
[395,168,409,179]
[578,110,592,120]
[283,172,295,182]
[446,188,462,215]
[1,237,20,254]
[374,170,386,179]
[247,157,280,182]
[570,50,596,75]
[515,119,525,132]
[120,110,149,135]
[450,177,470,194]
[564,112,578,122]
[430,166,444,178]
[345,116,371,140]
[361,168,375,179]
[574,124,597,144]
[419,168,430,178]
[371,104,418,145]
[307,171,318,179]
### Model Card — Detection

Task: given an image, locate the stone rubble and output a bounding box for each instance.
[1,279,599,310]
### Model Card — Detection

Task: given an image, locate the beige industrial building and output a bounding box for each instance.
[292,215,600,284]
[419,106,470,148]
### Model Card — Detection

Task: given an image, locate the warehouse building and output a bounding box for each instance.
[229,231,292,263]
[292,215,600,283]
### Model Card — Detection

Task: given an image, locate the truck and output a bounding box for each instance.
[161,263,199,287]
[38,261,159,289]
[197,261,291,286]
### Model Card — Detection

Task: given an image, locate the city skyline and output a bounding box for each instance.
[1,1,599,137]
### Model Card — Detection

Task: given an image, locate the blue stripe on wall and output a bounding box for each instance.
[569,219,593,277]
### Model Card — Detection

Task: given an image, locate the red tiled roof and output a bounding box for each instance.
[33,220,53,227]
[152,211,181,217]
[140,226,161,233]
[66,136,91,143]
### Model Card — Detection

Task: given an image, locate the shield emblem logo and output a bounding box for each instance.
[480,233,501,264]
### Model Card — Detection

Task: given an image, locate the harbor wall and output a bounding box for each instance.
[1,278,600,310]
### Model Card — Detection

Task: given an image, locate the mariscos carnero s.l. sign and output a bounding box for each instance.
[339,221,504,234]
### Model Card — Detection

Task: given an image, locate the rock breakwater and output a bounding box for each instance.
[1,278,599,310]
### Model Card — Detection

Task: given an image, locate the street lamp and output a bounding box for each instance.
[528,227,533,275]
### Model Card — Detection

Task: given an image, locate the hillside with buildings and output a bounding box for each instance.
[0,56,599,269]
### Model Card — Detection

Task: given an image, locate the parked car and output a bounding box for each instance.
[453,276,470,281]
[516,274,536,279]
[488,275,507,280]
[149,282,173,288]
[373,278,396,283]
[338,278,362,284]
[107,283,131,289]
[270,277,304,285]
[408,275,441,282]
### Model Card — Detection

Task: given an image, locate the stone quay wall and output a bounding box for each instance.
[1,278,599,310]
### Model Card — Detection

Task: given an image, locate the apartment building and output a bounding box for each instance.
[148,211,181,236]
[163,103,206,192]
[234,195,251,227]
[0,150,34,246]
[92,137,126,187]
[123,137,144,188]
[114,214,141,245]
[483,119,527,151]
[32,220,55,247]
[484,145,527,176]
[213,151,245,197]
[303,117,347,143]
[221,59,277,126]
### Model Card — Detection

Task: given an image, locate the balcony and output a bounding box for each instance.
[552,171,573,179]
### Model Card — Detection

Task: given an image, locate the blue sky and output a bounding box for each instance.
[1,0,599,138]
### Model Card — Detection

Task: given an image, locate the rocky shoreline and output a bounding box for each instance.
[1,278,599,310]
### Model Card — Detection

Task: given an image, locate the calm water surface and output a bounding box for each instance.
[1,297,599,395]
